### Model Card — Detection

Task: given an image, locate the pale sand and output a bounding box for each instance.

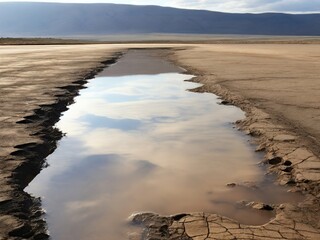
[161,44,320,239]
[0,44,179,239]
[0,43,319,239]
[173,44,320,155]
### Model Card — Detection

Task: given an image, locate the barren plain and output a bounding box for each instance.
[0,43,320,239]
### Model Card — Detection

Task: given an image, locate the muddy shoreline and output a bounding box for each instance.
[129,48,320,239]
[131,48,320,239]
[1,45,320,239]
[0,49,123,239]
[179,52,319,184]
[170,51,320,196]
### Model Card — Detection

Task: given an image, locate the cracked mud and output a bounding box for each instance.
[1,43,320,239]
[131,44,320,240]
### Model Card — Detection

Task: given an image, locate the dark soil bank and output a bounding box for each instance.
[0,45,123,239]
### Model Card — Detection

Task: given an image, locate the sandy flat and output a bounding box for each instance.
[174,44,320,154]
[0,43,320,239]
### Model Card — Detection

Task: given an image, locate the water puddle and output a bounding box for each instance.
[26,50,303,240]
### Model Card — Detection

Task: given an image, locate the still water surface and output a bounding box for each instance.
[26,51,301,240]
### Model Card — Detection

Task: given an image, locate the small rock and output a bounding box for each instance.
[246,202,274,211]
[226,183,237,188]
[244,130,251,135]
[279,174,295,185]
[278,204,286,209]
[129,212,158,225]
[248,129,261,137]
[255,144,266,152]
[273,134,296,142]
[287,187,300,193]
[279,165,293,172]
[219,100,232,105]
[171,213,189,221]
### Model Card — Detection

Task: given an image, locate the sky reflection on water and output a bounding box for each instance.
[26,66,301,240]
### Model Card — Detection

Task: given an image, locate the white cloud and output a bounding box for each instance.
[172,0,320,13]
[0,0,319,13]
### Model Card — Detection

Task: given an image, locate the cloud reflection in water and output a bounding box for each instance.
[26,73,283,240]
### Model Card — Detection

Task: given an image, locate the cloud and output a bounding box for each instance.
[0,0,320,13]
[263,0,320,12]
[0,0,319,13]
[172,0,320,13]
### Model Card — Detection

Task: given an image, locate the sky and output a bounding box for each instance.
[0,0,319,13]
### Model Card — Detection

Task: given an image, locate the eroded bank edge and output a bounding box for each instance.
[0,47,182,240]
[129,48,320,240]
[2,46,319,240]
[0,51,124,239]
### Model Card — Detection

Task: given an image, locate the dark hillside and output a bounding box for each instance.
[0,2,319,36]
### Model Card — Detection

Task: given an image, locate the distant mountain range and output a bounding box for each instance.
[0,2,320,37]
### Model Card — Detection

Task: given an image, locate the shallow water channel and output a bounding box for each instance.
[26,50,302,240]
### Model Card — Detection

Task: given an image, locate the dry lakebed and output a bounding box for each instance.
[0,43,320,240]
